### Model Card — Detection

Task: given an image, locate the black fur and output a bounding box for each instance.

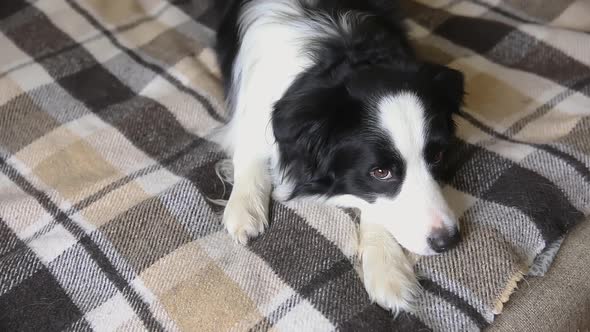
[214,0,247,97]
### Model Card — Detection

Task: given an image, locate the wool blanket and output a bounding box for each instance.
[0,0,588,331]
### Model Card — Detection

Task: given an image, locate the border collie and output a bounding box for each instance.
[213,0,465,314]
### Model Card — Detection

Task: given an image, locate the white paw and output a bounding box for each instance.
[223,191,269,245]
[362,256,420,315]
[359,227,420,315]
[362,261,419,315]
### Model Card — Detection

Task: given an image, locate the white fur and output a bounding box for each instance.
[218,0,425,313]
[370,93,458,255]
[358,222,419,314]
[218,0,316,244]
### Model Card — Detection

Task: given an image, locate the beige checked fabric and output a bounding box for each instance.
[0,0,588,331]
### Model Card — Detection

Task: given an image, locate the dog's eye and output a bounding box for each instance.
[370,168,393,180]
[427,145,446,165]
[433,150,444,164]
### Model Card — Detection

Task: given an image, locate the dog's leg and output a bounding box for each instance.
[219,84,274,245]
[222,135,272,244]
[358,220,419,315]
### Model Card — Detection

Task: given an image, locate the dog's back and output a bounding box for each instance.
[215,0,411,111]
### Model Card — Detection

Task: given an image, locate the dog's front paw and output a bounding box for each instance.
[223,191,269,245]
[359,227,420,315]
[362,258,419,315]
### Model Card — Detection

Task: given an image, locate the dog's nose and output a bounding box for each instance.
[428,227,461,253]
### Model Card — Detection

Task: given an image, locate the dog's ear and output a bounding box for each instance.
[272,87,333,151]
[421,63,465,111]
[272,90,336,196]
[272,80,360,149]
[272,77,361,196]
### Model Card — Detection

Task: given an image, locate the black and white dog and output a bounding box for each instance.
[213,0,464,314]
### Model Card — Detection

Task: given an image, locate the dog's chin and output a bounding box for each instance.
[399,242,439,257]
[418,248,441,256]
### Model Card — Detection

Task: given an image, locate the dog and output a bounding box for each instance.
[212,0,465,314]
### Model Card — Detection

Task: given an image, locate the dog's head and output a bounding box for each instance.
[272,62,465,255]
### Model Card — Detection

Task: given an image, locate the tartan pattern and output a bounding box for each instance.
[0,0,588,331]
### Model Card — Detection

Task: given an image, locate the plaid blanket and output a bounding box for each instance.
[1,0,588,331]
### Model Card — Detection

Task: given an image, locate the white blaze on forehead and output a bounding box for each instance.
[378,92,427,163]
[372,92,457,256]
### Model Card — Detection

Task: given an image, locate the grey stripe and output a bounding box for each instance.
[0,2,172,81]
[0,157,165,331]
[25,138,221,242]
[248,295,303,331]
[64,0,226,123]
[457,110,590,184]
[504,76,590,137]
